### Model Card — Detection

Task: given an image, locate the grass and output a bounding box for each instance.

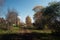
[31,29,52,33]
[0,29,11,34]
[0,26,52,34]
[0,27,20,34]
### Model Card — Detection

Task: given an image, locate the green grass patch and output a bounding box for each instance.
[0,27,20,34]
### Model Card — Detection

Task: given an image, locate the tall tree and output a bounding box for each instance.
[6,9,18,25]
[6,9,19,30]
[33,6,44,29]
[43,1,60,32]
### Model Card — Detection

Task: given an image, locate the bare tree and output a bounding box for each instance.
[6,9,19,30]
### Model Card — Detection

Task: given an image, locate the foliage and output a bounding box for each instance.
[33,2,60,31]
[26,16,32,27]
[6,9,18,25]
[33,6,44,29]
[43,1,60,32]
[6,9,20,30]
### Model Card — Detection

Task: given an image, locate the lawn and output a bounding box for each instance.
[0,27,52,34]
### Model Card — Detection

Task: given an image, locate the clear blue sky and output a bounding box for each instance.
[1,0,60,23]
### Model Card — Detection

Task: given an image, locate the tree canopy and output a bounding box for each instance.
[43,1,60,32]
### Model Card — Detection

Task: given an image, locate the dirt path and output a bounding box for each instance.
[18,29,32,33]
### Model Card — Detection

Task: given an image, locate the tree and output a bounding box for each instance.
[33,6,44,29]
[26,16,32,27]
[6,9,18,24]
[6,9,19,30]
[43,1,60,32]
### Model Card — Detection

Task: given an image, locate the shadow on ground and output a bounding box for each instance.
[0,32,60,40]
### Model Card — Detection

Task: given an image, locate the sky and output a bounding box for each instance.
[0,0,60,23]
